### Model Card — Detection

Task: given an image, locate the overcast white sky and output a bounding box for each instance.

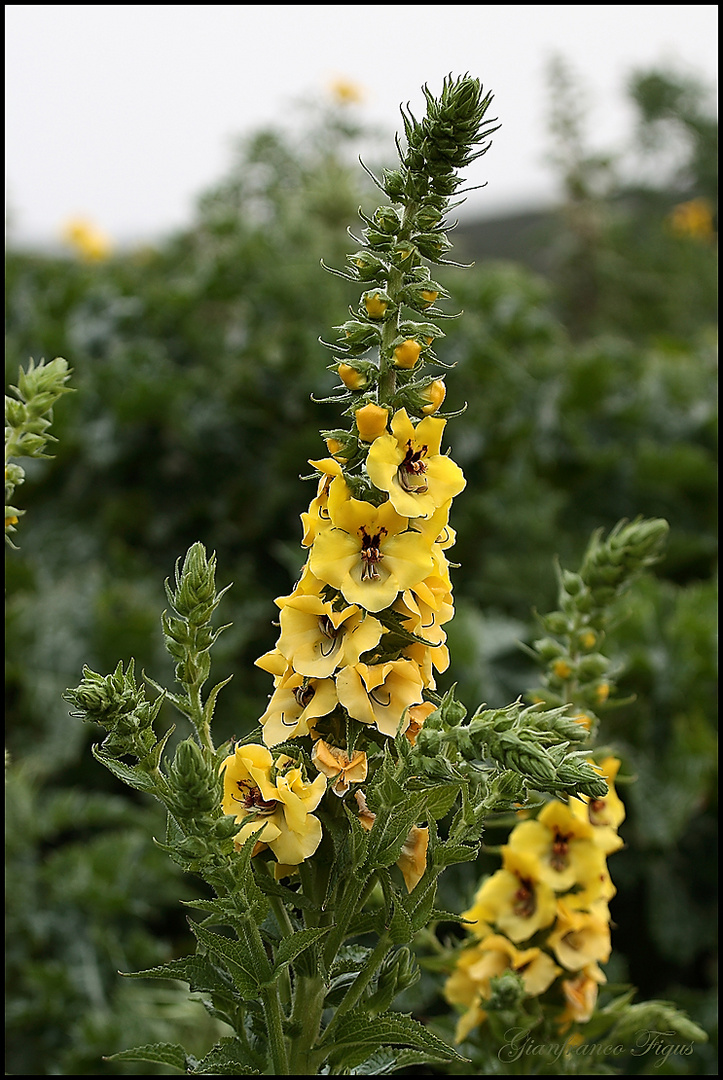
[5,4,718,248]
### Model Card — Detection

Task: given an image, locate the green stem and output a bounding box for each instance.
[287,973,327,1075]
[322,932,392,1043]
[377,198,419,407]
[238,915,290,1074]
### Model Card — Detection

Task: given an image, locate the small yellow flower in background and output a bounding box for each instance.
[61,216,112,261]
[546,899,612,971]
[311,739,368,796]
[420,379,447,414]
[220,743,327,865]
[463,848,557,943]
[594,681,610,704]
[397,825,429,892]
[558,966,606,1027]
[366,408,466,518]
[445,933,562,1041]
[552,658,572,680]
[668,197,714,239]
[328,76,366,106]
[354,402,389,442]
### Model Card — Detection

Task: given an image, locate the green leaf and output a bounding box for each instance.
[366,793,428,870]
[122,954,235,997]
[203,675,234,727]
[273,926,330,977]
[107,1041,191,1072]
[91,744,157,795]
[189,1035,263,1075]
[387,899,414,945]
[188,920,261,997]
[323,1012,467,1070]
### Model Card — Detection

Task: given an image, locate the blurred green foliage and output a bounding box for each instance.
[5,69,717,1074]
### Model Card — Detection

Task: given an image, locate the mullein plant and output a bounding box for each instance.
[441,522,708,1070]
[65,75,670,1076]
[5,356,73,546]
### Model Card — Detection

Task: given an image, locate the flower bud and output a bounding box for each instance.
[337,363,368,390]
[393,339,423,369]
[420,379,446,414]
[373,206,402,235]
[354,403,389,442]
[364,291,390,320]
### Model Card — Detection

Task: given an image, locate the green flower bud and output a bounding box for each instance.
[483,970,526,1013]
[373,206,402,235]
[381,168,405,199]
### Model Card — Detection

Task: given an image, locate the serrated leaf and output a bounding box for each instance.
[107,1041,190,1071]
[366,793,428,870]
[122,954,235,997]
[188,920,262,996]
[189,1035,262,1075]
[203,675,234,727]
[323,1012,466,1069]
[92,745,157,795]
[387,899,414,945]
[273,926,330,977]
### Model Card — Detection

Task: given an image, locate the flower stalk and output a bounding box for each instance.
[62,73,696,1077]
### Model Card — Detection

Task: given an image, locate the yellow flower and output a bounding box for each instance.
[220,744,326,865]
[324,437,348,462]
[420,379,446,414]
[328,76,365,105]
[61,216,112,261]
[397,825,429,892]
[366,408,466,519]
[274,592,385,679]
[445,934,562,1041]
[463,849,557,943]
[569,756,625,854]
[420,289,439,307]
[311,739,368,796]
[259,666,338,746]
[404,700,437,745]
[354,788,377,831]
[552,658,572,680]
[300,457,344,547]
[309,477,436,612]
[354,402,389,442]
[668,197,714,239]
[546,899,611,971]
[558,966,606,1027]
[393,339,423,369]
[335,659,426,738]
[505,799,606,893]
